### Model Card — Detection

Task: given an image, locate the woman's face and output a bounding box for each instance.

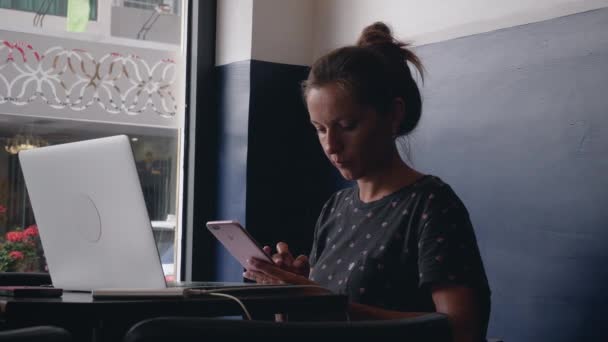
[306,83,396,181]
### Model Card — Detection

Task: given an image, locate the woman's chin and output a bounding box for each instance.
[338,169,358,181]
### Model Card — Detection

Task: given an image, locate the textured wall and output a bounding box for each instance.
[412,8,608,341]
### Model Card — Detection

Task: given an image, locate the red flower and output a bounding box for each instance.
[8,251,24,260]
[24,225,39,237]
[6,231,24,242]
[0,205,6,214]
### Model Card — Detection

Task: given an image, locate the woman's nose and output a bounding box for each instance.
[324,130,342,154]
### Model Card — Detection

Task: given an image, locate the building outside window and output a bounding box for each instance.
[0,0,98,20]
[0,0,188,280]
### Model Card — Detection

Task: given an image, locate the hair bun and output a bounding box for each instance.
[357,22,394,47]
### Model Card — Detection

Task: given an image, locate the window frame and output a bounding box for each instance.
[181,0,217,281]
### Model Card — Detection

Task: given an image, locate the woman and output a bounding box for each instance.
[244,22,491,342]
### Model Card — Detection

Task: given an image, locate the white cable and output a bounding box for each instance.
[202,292,252,320]
[185,285,334,322]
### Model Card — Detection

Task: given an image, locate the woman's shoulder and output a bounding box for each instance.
[411,174,451,194]
[412,175,467,211]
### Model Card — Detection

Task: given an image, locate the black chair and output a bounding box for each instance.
[0,272,52,286]
[124,314,452,342]
[0,326,71,342]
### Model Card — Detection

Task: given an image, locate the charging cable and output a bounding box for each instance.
[185,285,330,321]
[202,292,252,320]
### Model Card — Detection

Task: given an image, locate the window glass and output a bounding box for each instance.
[0,0,97,20]
[0,122,178,275]
[0,1,187,280]
[111,0,182,45]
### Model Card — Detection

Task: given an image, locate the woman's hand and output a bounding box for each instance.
[243,242,314,286]
[263,242,310,277]
[243,257,318,286]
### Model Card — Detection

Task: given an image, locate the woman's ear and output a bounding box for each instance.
[390,97,406,137]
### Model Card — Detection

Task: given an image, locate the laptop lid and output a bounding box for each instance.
[19,135,166,291]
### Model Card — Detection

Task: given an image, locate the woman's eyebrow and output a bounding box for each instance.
[310,117,347,125]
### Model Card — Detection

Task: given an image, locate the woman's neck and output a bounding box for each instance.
[356,153,423,203]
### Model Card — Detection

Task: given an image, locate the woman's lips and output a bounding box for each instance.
[330,156,350,167]
[334,160,349,167]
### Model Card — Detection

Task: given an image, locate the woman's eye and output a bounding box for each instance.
[340,122,357,130]
[315,127,326,134]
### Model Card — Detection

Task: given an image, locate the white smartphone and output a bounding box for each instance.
[206,220,273,269]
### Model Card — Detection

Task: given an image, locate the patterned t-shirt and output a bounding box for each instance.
[309,175,490,313]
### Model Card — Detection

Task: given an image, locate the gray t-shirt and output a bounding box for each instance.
[309,175,490,313]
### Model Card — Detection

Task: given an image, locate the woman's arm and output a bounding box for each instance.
[432,284,483,342]
[413,187,489,342]
[346,285,483,342]
[347,286,482,342]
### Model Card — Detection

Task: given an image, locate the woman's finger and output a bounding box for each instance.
[243,269,284,285]
[242,270,257,282]
[292,255,309,273]
[248,258,302,284]
[271,253,284,267]
[276,242,295,267]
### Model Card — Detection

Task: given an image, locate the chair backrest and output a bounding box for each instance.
[0,326,71,342]
[124,314,452,342]
[0,272,52,286]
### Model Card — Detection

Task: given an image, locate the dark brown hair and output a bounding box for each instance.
[303,22,424,136]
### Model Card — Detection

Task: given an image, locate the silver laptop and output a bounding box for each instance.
[19,135,174,292]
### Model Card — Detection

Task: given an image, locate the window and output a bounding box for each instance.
[111,0,182,45]
[1,124,179,274]
[0,1,188,280]
[121,0,181,15]
[0,0,98,20]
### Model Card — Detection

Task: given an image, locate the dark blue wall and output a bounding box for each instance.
[212,60,340,281]
[214,60,252,282]
[246,60,340,257]
[412,8,608,341]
